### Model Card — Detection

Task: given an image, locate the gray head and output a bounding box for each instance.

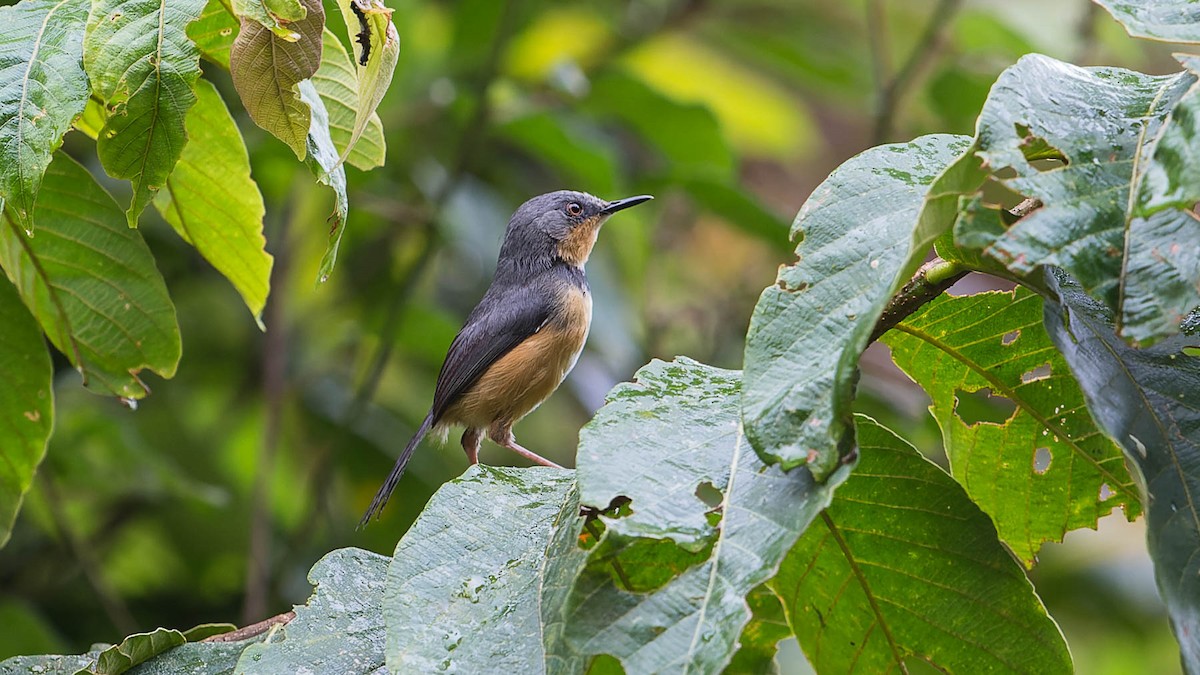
[496,190,652,275]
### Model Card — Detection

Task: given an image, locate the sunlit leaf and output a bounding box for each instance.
[384,467,587,674]
[312,29,386,172]
[0,275,53,550]
[775,416,1072,673]
[231,0,305,42]
[236,548,388,674]
[333,0,398,166]
[84,0,206,226]
[743,134,972,476]
[1043,269,1200,671]
[1094,0,1200,43]
[188,0,239,69]
[953,54,1199,344]
[230,0,323,159]
[153,79,272,325]
[564,358,850,673]
[0,0,90,232]
[0,154,180,399]
[884,288,1137,563]
[298,79,349,282]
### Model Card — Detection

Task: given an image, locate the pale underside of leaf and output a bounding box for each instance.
[333,0,398,166]
[298,79,349,283]
[312,28,386,171]
[1093,0,1200,44]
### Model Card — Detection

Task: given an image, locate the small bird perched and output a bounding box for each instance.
[360,190,653,525]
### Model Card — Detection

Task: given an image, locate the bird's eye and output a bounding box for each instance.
[566,202,583,216]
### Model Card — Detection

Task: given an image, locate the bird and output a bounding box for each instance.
[360,190,654,526]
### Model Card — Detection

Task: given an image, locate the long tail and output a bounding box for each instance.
[359,412,434,528]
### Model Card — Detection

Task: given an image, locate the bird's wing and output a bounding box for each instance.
[430,287,550,421]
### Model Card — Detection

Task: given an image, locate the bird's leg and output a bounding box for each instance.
[461,427,482,465]
[488,425,564,468]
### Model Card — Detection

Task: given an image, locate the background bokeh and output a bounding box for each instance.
[0,0,1184,672]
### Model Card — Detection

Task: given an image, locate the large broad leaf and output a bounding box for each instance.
[1043,269,1200,671]
[953,54,1200,345]
[153,79,272,325]
[0,154,180,399]
[312,29,386,172]
[0,0,90,232]
[231,0,305,42]
[1093,0,1200,43]
[563,358,851,673]
[188,0,239,69]
[0,275,53,549]
[742,134,972,477]
[84,0,207,227]
[298,79,349,283]
[332,0,398,167]
[774,416,1072,673]
[230,0,323,159]
[125,640,256,675]
[883,288,1138,563]
[236,547,388,674]
[384,466,587,674]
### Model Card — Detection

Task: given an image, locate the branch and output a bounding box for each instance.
[202,611,295,643]
[869,258,967,343]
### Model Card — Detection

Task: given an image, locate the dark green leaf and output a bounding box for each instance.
[1043,269,1200,671]
[725,585,789,675]
[188,0,239,69]
[0,275,53,549]
[953,54,1199,344]
[230,0,323,159]
[884,288,1137,563]
[384,466,586,674]
[742,134,972,476]
[236,548,388,674]
[1094,0,1200,43]
[774,416,1072,673]
[565,358,850,673]
[298,79,349,283]
[0,0,91,232]
[153,78,272,325]
[78,628,186,675]
[84,0,207,226]
[0,153,181,399]
[332,0,398,166]
[312,29,386,172]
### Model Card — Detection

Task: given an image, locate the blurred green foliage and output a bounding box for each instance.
[0,0,1183,671]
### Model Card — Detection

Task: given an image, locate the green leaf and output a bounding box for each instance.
[742,134,972,476]
[78,628,186,675]
[565,358,850,673]
[178,624,237,642]
[0,655,95,675]
[153,78,272,325]
[312,29,386,172]
[953,54,1199,344]
[725,585,790,675]
[84,0,207,227]
[332,0,398,166]
[231,0,305,42]
[0,153,181,399]
[883,288,1138,563]
[0,0,91,232]
[236,547,388,674]
[125,641,254,675]
[774,416,1072,673]
[0,275,53,549]
[384,466,587,674]
[188,0,239,69]
[1093,0,1200,43]
[230,0,323,159]
[1042,269,1200,670]
[299,79,349,283]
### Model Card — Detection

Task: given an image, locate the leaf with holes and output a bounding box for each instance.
[0,275,53,550]
[0,154,180,399]
[743,134,972,477]
[1094,0,1200,43]
[564,358,850,673]
[726,585,791,675]
[883,288,1138,563]
[774,416,1071,673]
[1043,269,1200,670]
[313,29,386,171]
[231,0,305,42]
[84,0,207,226]
[229,0,323,159]
[384,466,587,674]
[153,79,271,325]
[0,0,91,232]
[953,54,1200,345]
[188,0,239,69]
[236,548,388,674]
[332,0,397,166]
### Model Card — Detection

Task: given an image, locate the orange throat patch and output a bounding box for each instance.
[556,215,604,266]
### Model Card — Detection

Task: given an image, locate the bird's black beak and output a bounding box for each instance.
[601,195,654,214]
